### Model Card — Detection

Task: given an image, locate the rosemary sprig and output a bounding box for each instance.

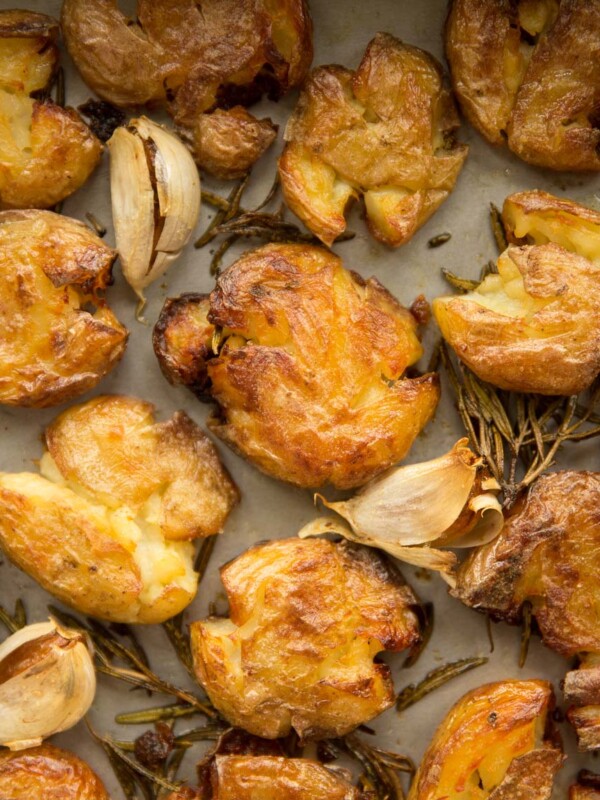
[441,269,478,293]
[396,656,488,713]
[489,203,508,252]
[116,704,199,725]
[334,734,412,800]
[519,601,533,668]
[0,599,26,634]
[403,602,434,669]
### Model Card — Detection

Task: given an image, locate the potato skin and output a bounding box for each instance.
[571,783,600,800]
[154,243,439,489]
[191,538,421,740]
[0,10,101,209]
[0,210,127,407]
[434,191,600,395]
[408,680,562,800]
[61,0,311,177]
[0,744,110,800]
[564,655,600,751]
[446,0,600,171]
[454,471,600,658]
[0,395,238,623]
[279,33,467,247]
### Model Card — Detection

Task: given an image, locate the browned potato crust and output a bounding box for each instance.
[446,0,600,171]
[571,779,600,800]
[0,744,109,800]
[0,395,238,623]
[154,243,439,489]
[408,680,562,800]
[0,10,101,209]
[279,33,468,247]
[454,471,600,658]
[191,537,420,740]
[61,0,312,177]
[434,191,600,395]
[0,210,127,407]
[565,655,600,751]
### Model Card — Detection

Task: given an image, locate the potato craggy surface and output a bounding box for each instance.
[279,33,468,247]
[154,243,439,489]
[446,0,600,170]
[0,395,238,623]
[191,537,421,740]
[0,210,127,407]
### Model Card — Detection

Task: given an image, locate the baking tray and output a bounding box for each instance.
[0,0,598,796]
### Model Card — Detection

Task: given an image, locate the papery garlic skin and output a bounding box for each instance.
[108,117,200,304]
[0,620,96,750]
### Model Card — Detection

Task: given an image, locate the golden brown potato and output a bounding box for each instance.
[434,191,600,395]
[61,0,312,177]
[0,10,101,209]
[279,33,468,247]
[0,394,238,623]
[446,0,600,171]
[191,537,421,740]
[571,777,600,800]
[0,210,127,407]
[154,243,439,489]
[408,680,563,800]
[454,471,600,658]
[0,744,109,800]
[565,654,600,751]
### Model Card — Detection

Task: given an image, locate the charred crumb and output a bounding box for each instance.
[428,232,452,248]
[134,723,175,771]
[78,99,126,142]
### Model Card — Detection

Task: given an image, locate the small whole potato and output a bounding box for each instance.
[434,191,600,395]
[191,537,421,740]
[446,0,600,171]
[154,243,439,490]
[0,210,127,407]
[61,0,312,178]
[453,471,600,658]
[0,394,239,623]
[279,33,468,247]
[0,10,101,209]
[408,680,563,800]
[0,744,109,800]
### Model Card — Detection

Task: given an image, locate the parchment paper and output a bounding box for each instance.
[1,1,599,796]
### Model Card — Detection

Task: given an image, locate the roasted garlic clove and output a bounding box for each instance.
[108,117,200,307]
[299,439,503,578]
[0,620,96,750]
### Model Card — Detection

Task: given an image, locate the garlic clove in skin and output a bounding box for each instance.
[108,116,201,308]
[298,439,503,579]
[0,619,96,751]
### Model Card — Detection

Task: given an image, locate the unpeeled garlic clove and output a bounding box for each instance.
[0,619,96,750]
[108,116,201,309]
[298,439,504,578]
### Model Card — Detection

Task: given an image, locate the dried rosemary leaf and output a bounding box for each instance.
[116,704,199,725]
[486,615,495,653]
[85,212,107,238]
[490,203,508,253]
[335,734,410,800]
[441,268,478,293]
[162,612,194,679]
[403,602,434,668]
[428,232,452,248]
[0,599,27,634]
[55,67,65,107]
[396,656,488,713]
[519,601,533,668]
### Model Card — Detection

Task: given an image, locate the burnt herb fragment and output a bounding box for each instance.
[78,99,127,143]
[134,723,175,771]
[428,232,452,248]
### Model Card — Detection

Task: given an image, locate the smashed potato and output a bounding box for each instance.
[154,243,439,489]
[0,210,127,407]
[0,744,109,800]
[454,471,600,658]
[565,654,600,751]
[191,537,421,740]
[571,778,600,800]
[279,33,468,247]
[0,10,101,209]
[446,0,600,170]
[434,191,600,395]
[61,0,312,177]
[0,395,238,623]
[408,680,562,800]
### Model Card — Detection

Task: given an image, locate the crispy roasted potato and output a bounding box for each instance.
[0,10,101,209]
[279,33,468,247]
[61,0,312,177]
[454,471,600,658]
[0,210,127,407]
[446,0,600,171]
[0,744,109,800]
[0,394,238,623]
[434,191,600,395]
[191,537,421,740]
[565,654,600,751]
[408,680,563,800]
[154,243,439,489]
[571,777,600,800]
